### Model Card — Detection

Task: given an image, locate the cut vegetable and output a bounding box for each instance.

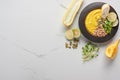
[113,19,118,27]
[107,12,117,22]
[72,28,81,39]
[101,4,110,19]
[65,29,74,40]
[62,0,84,27]
[105,39,120,59]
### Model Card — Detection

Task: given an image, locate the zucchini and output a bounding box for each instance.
[107,12,117,22]
[62,0,84,28]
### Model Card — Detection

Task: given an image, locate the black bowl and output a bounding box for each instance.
[78,2,119,43]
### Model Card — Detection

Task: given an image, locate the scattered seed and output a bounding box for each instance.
[65,38,79,49]
[65,43,69,48]
[70,41,72,46]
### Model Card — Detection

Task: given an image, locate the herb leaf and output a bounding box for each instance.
[103,20,113,34]
[82,42,99,62]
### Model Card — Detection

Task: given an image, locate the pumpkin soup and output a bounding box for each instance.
[85,9,102,34]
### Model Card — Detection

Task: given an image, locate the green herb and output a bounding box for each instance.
[103,19,113,34]
[82,42,99,62]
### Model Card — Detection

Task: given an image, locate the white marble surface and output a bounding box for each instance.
[0,0,120,80]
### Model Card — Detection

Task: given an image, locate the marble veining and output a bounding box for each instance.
[0,0,120,80]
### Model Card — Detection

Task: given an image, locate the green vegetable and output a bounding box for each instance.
[103,19,113,33]
[82,42,99,62]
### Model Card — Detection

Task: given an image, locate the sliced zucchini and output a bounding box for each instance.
[107,12,117,22]
[62,0,84,28]
[65,29,74,40]
[112,19,118,27]
[72,28,81,39]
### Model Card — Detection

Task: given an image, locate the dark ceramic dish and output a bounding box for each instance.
[79,2,119,43]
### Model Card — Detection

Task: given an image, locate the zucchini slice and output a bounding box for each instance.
[62,0,84,28]
[107,12,117,22]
